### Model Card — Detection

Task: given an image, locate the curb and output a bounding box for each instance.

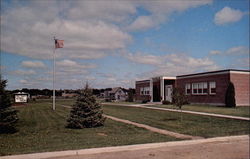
[1,135,248,159]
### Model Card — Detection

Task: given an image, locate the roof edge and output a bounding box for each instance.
[177,69,250,78]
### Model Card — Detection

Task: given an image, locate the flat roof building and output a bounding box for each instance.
[135,69,250,106]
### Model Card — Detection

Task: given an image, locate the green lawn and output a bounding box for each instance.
[103,105,250,138]
[43,98,250,118]
[147,104,250,118]
[0,102,177,156]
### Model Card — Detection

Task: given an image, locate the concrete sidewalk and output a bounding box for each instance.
[102,103,250,121]
[1,135,249,159]
[104,115,202,140]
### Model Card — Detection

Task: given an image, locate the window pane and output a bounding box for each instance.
[209,82,216,94]
[203,89,208,93]
[204,82,207,88]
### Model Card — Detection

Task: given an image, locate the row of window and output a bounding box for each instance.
[140,87,150,95]
[185,82,216,95]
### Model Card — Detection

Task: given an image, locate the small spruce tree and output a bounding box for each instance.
[225,82,236,107]
[0,79,18,133]
[66,84,106,128]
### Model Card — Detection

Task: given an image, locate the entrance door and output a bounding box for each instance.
[153,85,160,102]
[165,85,173,102]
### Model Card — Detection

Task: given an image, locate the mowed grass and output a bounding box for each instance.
[103,105,250,138]
[41,98,249,118]
[0,102,177,156]
[148,104,250,117]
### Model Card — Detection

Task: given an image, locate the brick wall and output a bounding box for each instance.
[230,73,250,106]
[176,73,230,105]
[135,81,151,101]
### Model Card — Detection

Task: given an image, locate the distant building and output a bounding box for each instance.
[14,92,30,103]
[108,87,128,101]
[62,92,78,98]
[135,69,250,106]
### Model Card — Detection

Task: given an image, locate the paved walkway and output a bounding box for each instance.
[104,115,202,140]
[102,103,250,121]
[1,135,248,159]
[58,104,201,139]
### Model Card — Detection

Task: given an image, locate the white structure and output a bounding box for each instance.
[109,87,127,101]
[14,92,30,103]
[136,76,176,102]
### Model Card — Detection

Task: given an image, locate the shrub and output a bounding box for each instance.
[0,79,18,133]
[141,99,149,104]
[126,88,134,102]
[162,100,171,105]
[225,82,236,107]
[172,87,188,109]
[66,84,106,129]
[105,98,111,102]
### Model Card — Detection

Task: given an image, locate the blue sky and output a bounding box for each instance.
[1,0,249,90]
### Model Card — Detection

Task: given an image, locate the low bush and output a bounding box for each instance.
[141,99,149,104]
[162,100,172,105]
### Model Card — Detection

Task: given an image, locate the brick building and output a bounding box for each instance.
[135,69,249,106]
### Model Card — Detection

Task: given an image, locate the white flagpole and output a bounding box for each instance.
[53,37,56,110]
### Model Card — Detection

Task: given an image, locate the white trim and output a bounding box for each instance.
[162,76,176,80]
[230,70,250,75]
[160,78,164,101]
[177,70,249,79]
[136,80,150,84]
[150,79,153,102]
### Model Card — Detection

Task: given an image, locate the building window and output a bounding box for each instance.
[140,87,150,95]
[192,82,208,95]
[192,83,198,94]
[185,84,191,95]
[203,82,208,94]
[209,82,216,94]
[144,87,150,95]
[140,87,144,95]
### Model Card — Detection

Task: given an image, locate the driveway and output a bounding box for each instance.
[46,135,249,159]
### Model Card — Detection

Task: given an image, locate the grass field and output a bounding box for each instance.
[40,98,249,118]
[103,105,250,138]
[0,101,177,156]
[148,104,250,118]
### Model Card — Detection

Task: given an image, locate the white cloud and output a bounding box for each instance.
[123,52,166,65]
[225,46,249,55]
[67,1,136,23]
[127,0,212,31]
[1,1,132,60]
[214,7,245,25]
[210,46,249,55]
[56,59,96,69]
[10,69,36,76]
[21,61,46,68]
[127,15,158,31]
[19,79,29,85]
[123,51,219,78]
[1,0,212,59]
[209,50,221,55]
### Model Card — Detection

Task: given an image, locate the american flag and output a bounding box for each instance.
[55,39,64,48]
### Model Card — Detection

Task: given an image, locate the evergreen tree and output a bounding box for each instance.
[66,84,106,128]
[225,82,236,107]
[0,79,18,133]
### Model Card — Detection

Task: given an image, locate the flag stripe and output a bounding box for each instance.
[55,39,64,48]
